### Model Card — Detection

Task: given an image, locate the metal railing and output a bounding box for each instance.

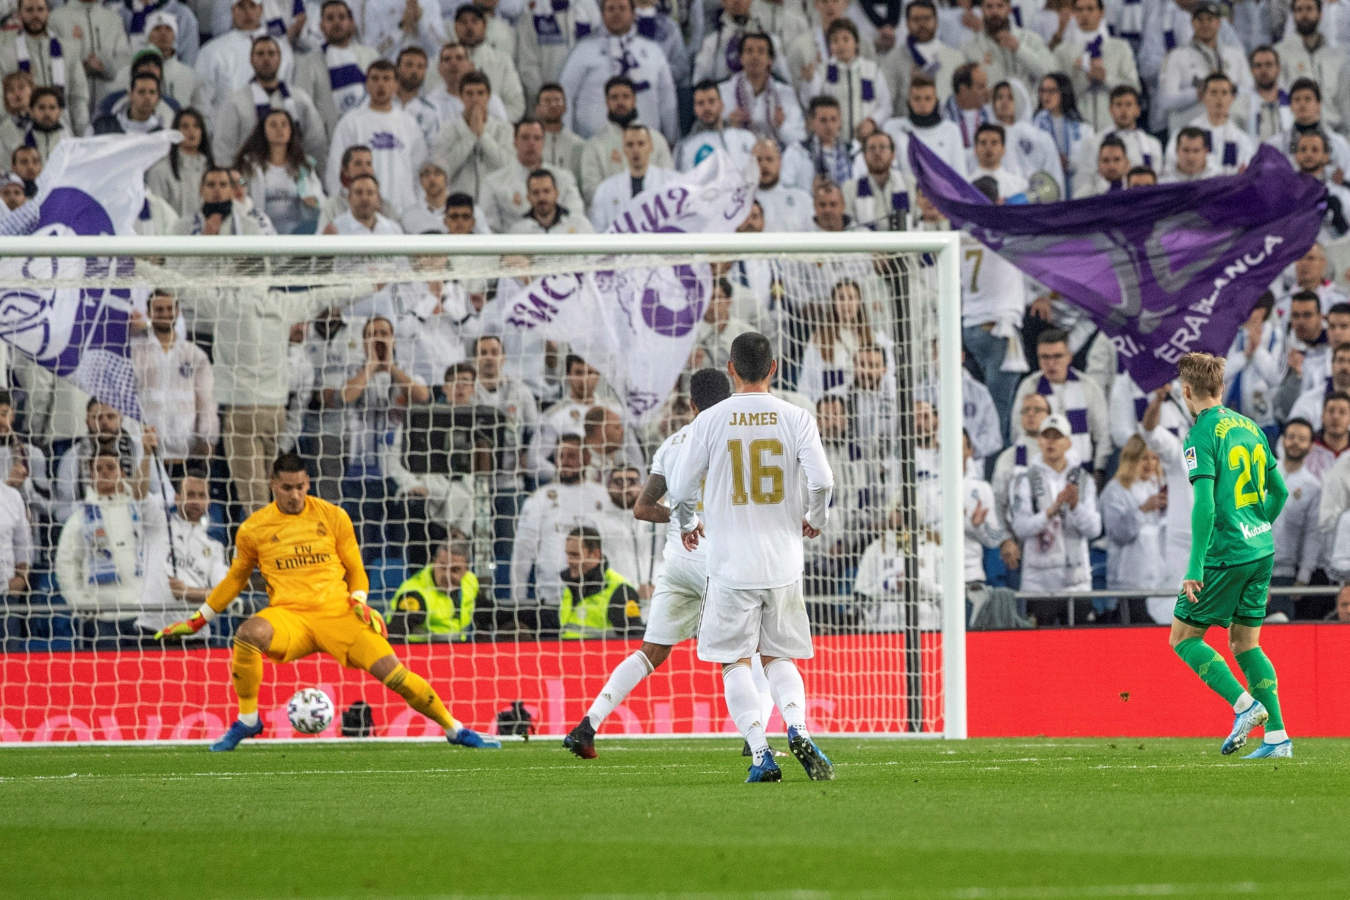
[1014,586,1341,626]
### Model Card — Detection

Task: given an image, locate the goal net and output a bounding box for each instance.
[0,232,964,743]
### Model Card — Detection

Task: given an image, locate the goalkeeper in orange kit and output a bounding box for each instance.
[156,453,499,751]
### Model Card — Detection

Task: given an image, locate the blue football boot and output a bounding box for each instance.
[745,754,782,782]
[1221,700,1268,755]
[787,726,835,781]
[1243,739,1293,759]
[448,728,501,749]
[209,717,264,752]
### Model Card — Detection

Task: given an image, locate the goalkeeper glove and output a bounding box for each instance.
[154,611,210,640]
[348,590,388,638]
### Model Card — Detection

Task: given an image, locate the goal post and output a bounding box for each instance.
[0,230,966,743]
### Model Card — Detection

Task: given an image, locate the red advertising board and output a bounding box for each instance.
[3,627,1347,741]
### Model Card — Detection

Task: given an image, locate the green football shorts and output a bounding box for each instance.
[1174,555,1273,628]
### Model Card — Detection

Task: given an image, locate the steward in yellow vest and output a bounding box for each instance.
[388,544,479,642]
[541,526,642,639]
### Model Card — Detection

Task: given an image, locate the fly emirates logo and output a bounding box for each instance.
[1240,521,1272,540]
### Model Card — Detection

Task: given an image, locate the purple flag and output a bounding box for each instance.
[909,141,1327,391]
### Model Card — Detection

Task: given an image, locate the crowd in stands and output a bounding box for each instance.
[2,0,1350,649]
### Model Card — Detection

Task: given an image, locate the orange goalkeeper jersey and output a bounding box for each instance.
[206,496,369,614]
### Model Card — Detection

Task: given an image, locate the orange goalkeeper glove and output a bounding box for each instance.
[154,611,209,640]
[348,591,387,637]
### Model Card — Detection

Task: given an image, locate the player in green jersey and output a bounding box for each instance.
[1173,352,1293,759]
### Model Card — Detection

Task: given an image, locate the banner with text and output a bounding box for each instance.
[909,141,1326,391]
[499,150,754,420]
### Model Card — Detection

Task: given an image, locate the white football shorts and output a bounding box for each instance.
[697,579,814,664]
[641,554,707,646]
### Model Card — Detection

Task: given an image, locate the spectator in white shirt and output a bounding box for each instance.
[401,159,451,233]
[589,122,675,230]
[1163,72,1254,177]
[1162,126,1217,182]
[1011,327,1112,479]
[424,42,512,125]
[1155,1,1250,136]
[235,108,327,235]
[1270,419,1322,617]
[880,0,965,106]
[559,0,679,142]
[1075,84,1161,176]
[482,117,585,231]
[325,58,427,218]
[674,79,757,171]
[1100,434,1168,623]
[534,82,587,177]
[333,171,403,234]
[576,74,676,201]
[212,35,327,167]
[293,0,379,135]
[1033,72,1095,197]
[359,0,447,62]
[1266,78,1350,180]
[752,136,814,232]
[515,0,603,104]
[0,390,51,529]
[1293,130,1350,244]
[1224,292,1284,430]
[429,69,513,197]
[781,95,857,191]
[882,73,968,179]
[808,18,891,143]
[1241,45,1293,143]
[130,289,218,469]
[140,468,229,642]
[1275,0,1350,134]
[194,0,294,112]
[393,46,442,147]
[1080,133,1130,195]
[453,3,527,120]
[509,168,596,234]
[990,79,1065,195]
[842,130,913,230]
[0,474,29,602]
[718,31,806,147]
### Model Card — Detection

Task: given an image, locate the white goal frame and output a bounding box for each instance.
[0,230,966,741]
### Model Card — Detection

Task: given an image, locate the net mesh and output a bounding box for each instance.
[0,244,954,741]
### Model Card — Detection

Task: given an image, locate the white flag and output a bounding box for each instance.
[500,150,756,420]
[0,133,175,420]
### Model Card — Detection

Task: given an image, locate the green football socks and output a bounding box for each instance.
[1174,637,1245,706]
[1236,647,1284,731]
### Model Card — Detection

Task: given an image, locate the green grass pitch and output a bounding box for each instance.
[2,738,1348,898]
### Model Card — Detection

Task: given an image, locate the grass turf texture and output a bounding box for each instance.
[2,738,1348,898]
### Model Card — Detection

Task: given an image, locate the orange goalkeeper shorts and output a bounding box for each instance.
[254,604,395,672]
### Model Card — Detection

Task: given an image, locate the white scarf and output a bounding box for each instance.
[15,32,64,92]
[324,43,367,116]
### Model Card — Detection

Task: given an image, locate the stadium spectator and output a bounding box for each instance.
[1266,78,1350,178]
[786,0,867,97]
[533,83,586,177]
[989,80,1065,195]
[1289,343,1350,431]
[1053,0,1138,135]
[695,0,784,85]
[961,0,1055,90]
[718,31,806,147]
[1081,86,1161,176]
[752,137,814,232]
[581,406,645,483]
[0,390,50,527]
[92,71,165,135]
[1164,73,1254,178]
[0,0,92,135]
[429,70,512,198]
[991,392,1048,563]
[357,0,445,63]
[130,289,217,473]
[1125,165,1156,187]
[1270,419,1322,618]
[425,42,511,126]
[1082,133,1130,194]
[578,76,675,201]
[1240,46,1292,142]
[798,278,890,401]
[805,393,878,599]
[596,464,658,596]
[961,427,1011,587]
[880,0,963,106]
[0,71,34,166]
[806,19,890,142]
[0,469,29,602]
[0,174,22,211]
[1162,126,1215,183]
[325,59,426,218]
[1107,372,1189,456]
[280,322,314,457]
[1327,587,1350,622]
[1155,1,1250,136]
[1292,132,1350,243]
[22,88,68,163]
[396,160,449,234]
[509,169,595,234]
[559,0,679,143]
[810,180,851,231]
[1010,413,1101,624]
[194,0,295,113]
[843,131,912,231]
[388,540,483,641]
[537,524,641,639]
[1277,292,1334,405]
[211,35,325,167]
[234,109,326,235]
[1275,0,1349,134]
[1011,328,1112,480]
[509,433,609,615]
[333,172,400,236]
[146,108,215,219]
[392,46,441,147]
[482,118,584,232]
[883,73,967,178]
[1223,292,1284,432]
[1276,245,1347,322]
[696,277,753,369]
[782,95,855,192]
[453,3,526,121]
[53,0,131,113]
[1032,72,1094,197]
[55,433,163,649]
[139,468,228,643]
[173,165,270,237]
[852,491,939,633]
[53,400,146,526]
[1100,435,1167,623]
[968,122,1027,201]
[676,80,757,172]
[515,0,603,104]
[293,0,378,134]
[469,334,537,473]
[105,34,199,115]
[589,123,674,231]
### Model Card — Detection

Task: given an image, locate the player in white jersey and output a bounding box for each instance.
[668,333,836,783]
[564,369,742,758]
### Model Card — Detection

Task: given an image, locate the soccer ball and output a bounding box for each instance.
[287,687,335,735]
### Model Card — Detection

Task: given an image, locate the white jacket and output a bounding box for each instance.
[1011,459,1100,592]
[56,489,165,621]
[558,30,679,143]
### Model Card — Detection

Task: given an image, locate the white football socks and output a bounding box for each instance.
[723,663,769,761]
[750,655,776,731]
[765,658,808,736]
[1234,691,1256,714]
[586,651,655,730]
[238,711,259,727]
[1264,729,1288,743]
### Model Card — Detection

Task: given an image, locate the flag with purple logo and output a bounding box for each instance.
[909,140,1326,391]
[499,150,755,420]
[0,133,175,420]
